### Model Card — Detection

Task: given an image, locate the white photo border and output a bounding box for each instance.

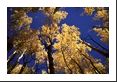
[0,0,116,81]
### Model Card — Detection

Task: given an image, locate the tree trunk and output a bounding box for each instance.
[83,41,109,58]
[81,53,101,74]
[61,50,72,74]
[19,63,27,74]
[7,51,17,67]
[70,57,84,74]
[47,45,55,74]
[19,55,28,74]
[88,35,108,51]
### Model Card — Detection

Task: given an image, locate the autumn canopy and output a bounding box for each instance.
[7,7,109,74]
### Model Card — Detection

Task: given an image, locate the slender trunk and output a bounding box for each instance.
[61,50,72,74]
[70,57,84,74]
[18,54,34,74]
[18,51,25,62]
[88,35,108,51]
[83,41,109,58]
[7,51,17,67]
[81,53,101,74]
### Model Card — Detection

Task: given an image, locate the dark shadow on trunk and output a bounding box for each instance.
[47,45,55,74]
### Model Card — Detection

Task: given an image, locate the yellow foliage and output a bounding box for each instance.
[93,28,109,43]
[53,24,96,73]
[43,7,56,16]
[95,10,108,20]
[53,11,68,23]
[11,10,32,30]
[84,7,95,15]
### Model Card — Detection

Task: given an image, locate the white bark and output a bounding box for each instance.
[7,50,17,63]
[18,49,26,62]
